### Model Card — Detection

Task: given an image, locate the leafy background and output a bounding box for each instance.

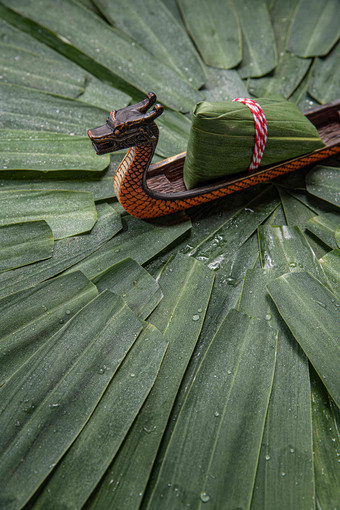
[0,0,339,509]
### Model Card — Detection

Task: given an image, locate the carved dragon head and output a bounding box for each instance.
[87,92,164,155]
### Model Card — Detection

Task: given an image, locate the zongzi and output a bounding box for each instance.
[183,97,325,189]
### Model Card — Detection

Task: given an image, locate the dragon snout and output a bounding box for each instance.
[87,124,112,141]
[87,123,116,155]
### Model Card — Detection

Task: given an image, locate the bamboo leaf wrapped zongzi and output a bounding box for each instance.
[183,98,325,189]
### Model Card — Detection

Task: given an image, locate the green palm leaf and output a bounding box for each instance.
[65,215,191,280]
[311,368,340,509]
[306,165,340,207]
[93,257,163,319]
[279,188,333,258]
[308,40,340,104]
[190,187,279,268]
[319,248,340,298]
[0,203,121,299]
[202,65,248,101]
[0,291,143,509]
[0,271,98,385]
[0,220,53,271]
[0,161,118,200]
[231,0,277,78]
[307,212,340,250]
[0,130,110,172]
[32,324,168,510]
[248,0,311,99]
[243,221,328,508]
[87,253,214,510]
[0,18,131,109]
[0,42,85,96]
[0,0,201,111]
[0,189,97,239]
[268,271,340,407]
[93,0,206,88]
[258,224,327,282]
[177,0,242,69]
[240,269,314,510]
[146,309,278,510]
[0,84,111,136]
[288,0,340,58]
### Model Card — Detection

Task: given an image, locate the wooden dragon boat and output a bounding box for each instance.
[88,93,340,219]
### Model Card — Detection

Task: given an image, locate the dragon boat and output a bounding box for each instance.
[88,92,340,219]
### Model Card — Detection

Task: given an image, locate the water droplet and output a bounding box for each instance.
[49,403,60,408]
[143,426,154,434]
[265,455,270,461]
[289,262,297,268]
[245,208,254,213]
[214,411,220,417]
[200,492,210,503]
[198,308,202,313]
[192,314,200,321]
[265,314,272,321]
[290,448,295,453]
[281,472,286,477]
[227,370,232,375]
[66,309,71,315]
[226,276,238,287]
[130,373,136,378]
[315,300,326,309]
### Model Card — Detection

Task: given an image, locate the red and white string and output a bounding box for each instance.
[232,97,267,171]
